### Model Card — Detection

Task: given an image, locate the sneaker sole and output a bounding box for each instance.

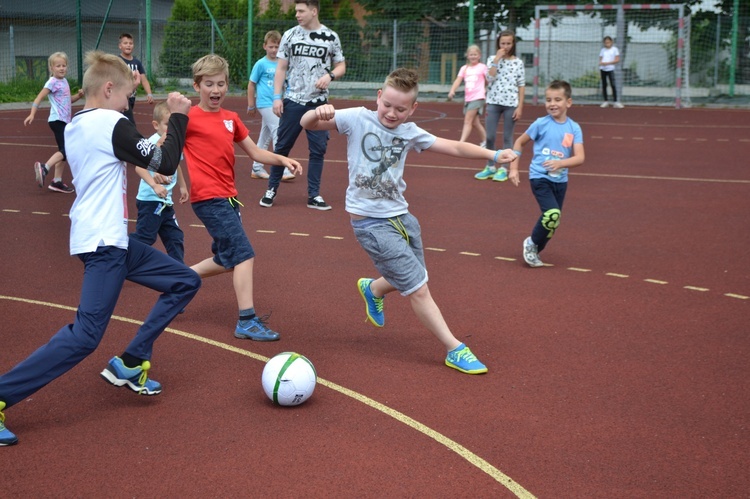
[48,185,75,194]
[34,162,45,188]
[234,330,280,341]
[251,173,269,179]
[100,368,162,395]
[307,204,332,211]
[445,360,488,374]
[281,176,296,182]
[259,200,274,207]
[492,176,508,182]
[0,438,19,446]
[357,279,384,327]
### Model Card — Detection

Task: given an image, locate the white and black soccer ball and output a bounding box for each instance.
[261,352,317,406]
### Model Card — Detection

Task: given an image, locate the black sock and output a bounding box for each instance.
[239,307,256,322]
[120,353,142,369]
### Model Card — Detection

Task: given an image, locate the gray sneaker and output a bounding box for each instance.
[234,316,280,341]
[523,237,544,267]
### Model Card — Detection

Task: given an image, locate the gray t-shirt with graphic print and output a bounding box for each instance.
[278,24,345,105]
[334,107,436,218]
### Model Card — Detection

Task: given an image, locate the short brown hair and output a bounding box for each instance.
[383,68,419,101]
[296,0,319,9]
[191,54,229,86]
[119,33,133,41]
[82,50,134,95]
[547,80,572,99]
[152,101,171,123]
[264,30,281,44]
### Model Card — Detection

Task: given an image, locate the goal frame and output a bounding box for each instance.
[533,4,687,108]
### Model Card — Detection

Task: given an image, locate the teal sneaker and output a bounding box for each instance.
[492,167,508,182]
[235,315,280,341]
[100,356,162,395]
[0,401,18,446]
[357,278,384,327]
[474,166,496,180]
[445,344,488,374]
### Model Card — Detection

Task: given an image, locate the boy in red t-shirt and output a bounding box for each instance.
[184,54,301,341]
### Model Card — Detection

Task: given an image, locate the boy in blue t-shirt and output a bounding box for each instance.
[130,101,188,263]
[509,80,585,268]
[247,30,294,181]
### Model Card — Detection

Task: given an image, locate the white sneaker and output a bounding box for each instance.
[523,237,544,268]
[281,167,296,181]
[613,102,624,109]
[479,141,486,148]
[600,101,610,108]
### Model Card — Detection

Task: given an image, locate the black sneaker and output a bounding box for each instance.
[48,180,75,194]
[34,162,48,188]
[307,195,332,211]
[260,188,276,207]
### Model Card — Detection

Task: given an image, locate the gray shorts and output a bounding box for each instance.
[351,213,428,296]
[464,99,485,115]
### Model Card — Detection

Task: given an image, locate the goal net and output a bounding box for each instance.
[527,4,688,108]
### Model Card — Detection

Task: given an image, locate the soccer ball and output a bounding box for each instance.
[261,352,317,406]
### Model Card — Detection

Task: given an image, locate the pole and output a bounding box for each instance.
[146,0,152,76]
[77,0,83,83]
[468,0,474,45]
[247,0,253,80]
[729,0,738,96]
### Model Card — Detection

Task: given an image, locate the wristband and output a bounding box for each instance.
[247,106,256,111]
[327,70,336,80]
[147,93,153,98]
[32,102,39,108]
[512,149,522,157]
[493,150,502,163]
[273,94,282,100]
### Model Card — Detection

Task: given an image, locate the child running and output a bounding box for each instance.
[508,80,585,267]
[247,30,294,181]
[301,68,517,374]
[447,44,487,147]
[0,51,200,446]
[117,32,155,124]
[130,101,188,263]
[184,54,301,341]
[474,31,525,182]
[25,51,84,193]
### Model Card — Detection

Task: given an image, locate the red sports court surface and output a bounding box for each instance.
[0,97,748,497]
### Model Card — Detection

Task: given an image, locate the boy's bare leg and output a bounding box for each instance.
[408,284,461,351]
[232,258,254,310]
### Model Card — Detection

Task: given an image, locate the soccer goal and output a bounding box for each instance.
[529,4,688,108]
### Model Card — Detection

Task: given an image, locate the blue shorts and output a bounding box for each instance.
[351,212,427,296]
[192,198,254,269]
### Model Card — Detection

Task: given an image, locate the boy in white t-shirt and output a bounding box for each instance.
[599,36,623,108]
[0,51,200,446]
[301,68,518,375]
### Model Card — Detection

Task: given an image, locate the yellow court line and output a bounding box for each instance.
[0,294,536,499]
[460,251,481,256]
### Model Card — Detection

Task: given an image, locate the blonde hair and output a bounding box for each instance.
[81,50,133,95]
[48,52,69,75]
[264,30,281,44]
[383,68,419,101]
[152,101,171,123]
[192,54,229,85]
[465,44,481,60]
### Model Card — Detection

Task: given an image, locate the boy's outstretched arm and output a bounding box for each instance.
[509,132,531,186]
[237,136,303,176]
[428,137,517,165]
[301,104,338,131]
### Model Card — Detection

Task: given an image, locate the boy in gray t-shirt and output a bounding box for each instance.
[301,68,517,375]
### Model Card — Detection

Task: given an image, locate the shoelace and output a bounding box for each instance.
[453,347,478,363]
[253,313,274,334]
[373,294,384,313]
[137,361,151,394]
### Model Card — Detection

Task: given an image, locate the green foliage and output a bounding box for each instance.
[0,78,50,103]
[570,70,600,89]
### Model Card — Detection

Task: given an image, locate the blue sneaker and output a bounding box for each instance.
[0,401,18,446]
[445,344,488,374]
[358,278,384,327]
[492,167,508,182]
[235,315,280,341]
[100,356,162,395]
[474,166,496,180]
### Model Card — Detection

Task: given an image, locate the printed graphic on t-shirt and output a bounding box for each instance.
[356,133,407,199]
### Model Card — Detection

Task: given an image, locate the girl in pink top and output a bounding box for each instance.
[448,45,488,145]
